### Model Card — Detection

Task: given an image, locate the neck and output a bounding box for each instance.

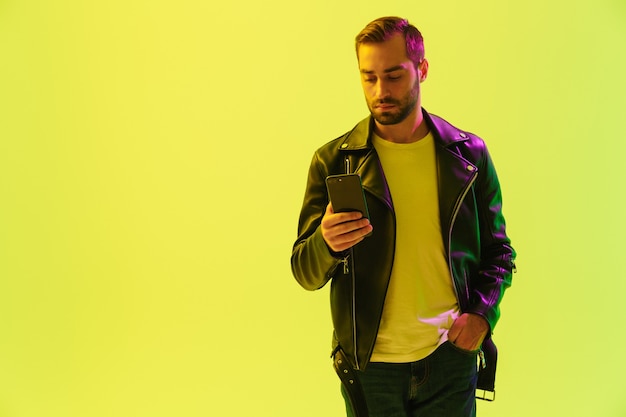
[374,106,429,143]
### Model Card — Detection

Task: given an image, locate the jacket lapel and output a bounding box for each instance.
[426,112,478,253]
[339,117,393,210]
[336,112,478,234]
[436,145,477,248]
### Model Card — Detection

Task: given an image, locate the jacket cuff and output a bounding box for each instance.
[307,225,348,260]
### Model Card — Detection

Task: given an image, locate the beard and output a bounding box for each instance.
[367,81,420,125]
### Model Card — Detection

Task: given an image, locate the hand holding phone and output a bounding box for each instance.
[321,174,373,252]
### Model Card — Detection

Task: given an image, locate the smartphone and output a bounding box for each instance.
[325,174,370,220]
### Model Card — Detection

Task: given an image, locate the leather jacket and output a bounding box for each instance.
[291,110,516,376]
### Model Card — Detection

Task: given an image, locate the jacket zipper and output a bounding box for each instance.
[343,156,360,370]
[479,348,486,369]
[348,248,359,370]
[447,170,478,308]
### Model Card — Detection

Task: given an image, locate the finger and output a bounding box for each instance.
[448,319,459,338]
[448,329,458,344]
[334,221,372,242]
[329,233,367,252]
[324,221,369,245]
[324,221,373,252]
[447,317,464,342]
[322,211,365,230]
[330,237,364,253]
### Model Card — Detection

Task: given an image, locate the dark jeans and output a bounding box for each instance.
[341,341,478,417]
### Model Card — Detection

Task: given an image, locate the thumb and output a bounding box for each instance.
[448,314,465,342]
[448,324,459,343]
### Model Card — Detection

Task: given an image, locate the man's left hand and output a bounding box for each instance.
[448,313,489,351]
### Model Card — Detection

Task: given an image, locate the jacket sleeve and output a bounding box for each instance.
[468,146,516,332]
[291,152,345,291]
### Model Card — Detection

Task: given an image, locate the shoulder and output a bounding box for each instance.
[428,112,486,147]
[313,116,371,161]
[427,112,489,160]
[316,133,348,155]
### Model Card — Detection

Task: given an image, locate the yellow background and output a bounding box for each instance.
[1,0,625,416]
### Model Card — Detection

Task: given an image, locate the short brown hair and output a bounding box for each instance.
[355,16,425,68]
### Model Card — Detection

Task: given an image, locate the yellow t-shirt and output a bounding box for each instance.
[370,131,459,363]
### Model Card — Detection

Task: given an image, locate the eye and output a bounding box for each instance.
[364,77,376,83]
[388,75,401,81]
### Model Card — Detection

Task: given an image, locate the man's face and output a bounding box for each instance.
[357,33,426,125]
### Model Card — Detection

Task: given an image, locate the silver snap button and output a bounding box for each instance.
[340,143,348,149]
[459,132,468,139]
[467,165,475,171]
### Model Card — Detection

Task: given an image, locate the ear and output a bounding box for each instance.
[418,59,429,82]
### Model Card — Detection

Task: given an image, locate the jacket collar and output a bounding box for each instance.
[338,108,471,150]
[335,108,479,243]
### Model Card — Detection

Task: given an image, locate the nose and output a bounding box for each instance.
[375,79,391,99]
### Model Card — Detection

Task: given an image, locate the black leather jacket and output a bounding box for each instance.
[291,110,516,374]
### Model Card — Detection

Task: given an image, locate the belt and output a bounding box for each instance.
[332,347,369,417]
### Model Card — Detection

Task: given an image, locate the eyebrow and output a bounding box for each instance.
[360,65,406,75]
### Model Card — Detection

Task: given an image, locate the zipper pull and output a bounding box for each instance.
[342,256,350,274]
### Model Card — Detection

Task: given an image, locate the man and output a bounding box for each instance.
[291,16,516,417]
